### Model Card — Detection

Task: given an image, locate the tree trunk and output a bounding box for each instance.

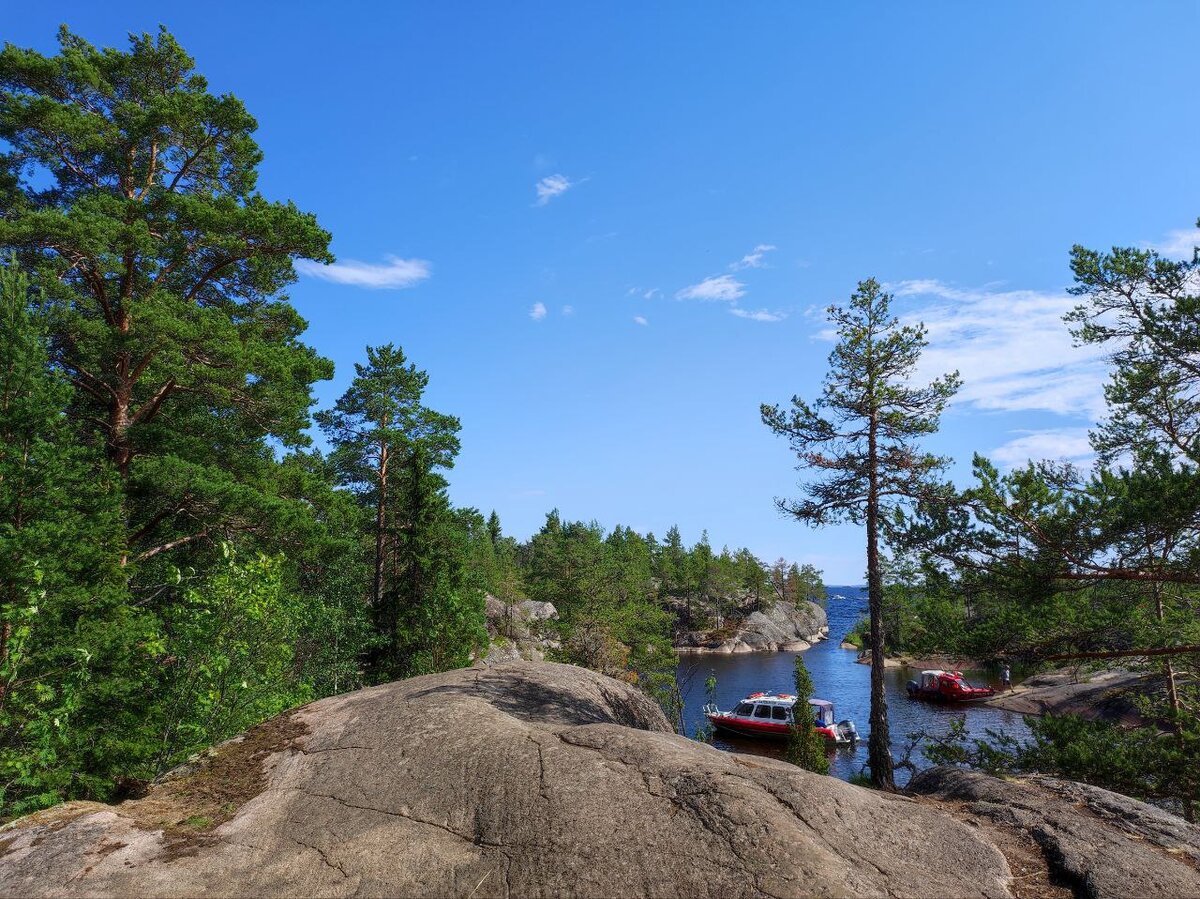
[109,380,133,480]
[108,309,136,480]
[1154,582,1193,823]
[866,407,895,790]
[373,439,389,610]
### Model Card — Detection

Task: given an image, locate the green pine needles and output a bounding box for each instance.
[785,654,829,775]
[763,278,960,790]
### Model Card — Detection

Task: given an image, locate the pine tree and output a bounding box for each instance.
[762,278,959,790]
[0,29,334,571]
[486,511,503,549]
[795,563,827,607]
[734,549,767,607]
[0,258,151,813]
[658,525,687,605]
[690,531,714,624]
[317,345,478,679]
[785,654,829,775]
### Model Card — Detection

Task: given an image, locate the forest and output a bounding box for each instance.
[2,25,1198,827]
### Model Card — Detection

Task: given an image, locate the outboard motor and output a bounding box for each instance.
[836,719,858,743]
[906,679,919,696]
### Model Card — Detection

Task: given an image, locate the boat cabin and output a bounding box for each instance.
[809,698,836,729]
[705,691,858,744]
[727,693,829,726]
[906,668,996,702]
[731,696,794,723]
[919,670,948,691]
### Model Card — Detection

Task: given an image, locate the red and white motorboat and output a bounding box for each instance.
[703,692,858,744]
[906,669,995,702]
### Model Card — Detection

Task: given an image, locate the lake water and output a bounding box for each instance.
[675,586,1032,784]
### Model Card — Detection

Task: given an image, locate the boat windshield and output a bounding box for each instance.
[734,703,755,716]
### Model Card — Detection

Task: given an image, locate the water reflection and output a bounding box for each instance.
[675,586,1031,784]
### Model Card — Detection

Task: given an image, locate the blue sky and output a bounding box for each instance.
[8,3,1199,581]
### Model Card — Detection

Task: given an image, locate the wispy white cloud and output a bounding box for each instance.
[731,244,777,271]
[529,302,547,321]
[676,274,746,302]
[633,315,648,326]
[626,285,660,299]
[1149,227,1200,260]
[990,428,1094,470]
[296,255,431,290]
[535,174,574,206]
[730,307,787,322]
[561,304,575,316]
[676,243,776,309]
[890,279,1109,418]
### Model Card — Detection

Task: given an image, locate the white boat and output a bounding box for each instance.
[703,692,858,744]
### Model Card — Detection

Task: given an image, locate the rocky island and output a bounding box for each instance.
[674,599,829,654]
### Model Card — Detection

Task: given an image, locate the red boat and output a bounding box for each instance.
[906,669,995,702]
[703,692,858,744]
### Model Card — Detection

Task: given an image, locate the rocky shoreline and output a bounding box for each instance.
[674,600,828,654]
[984,668,1153,727]
[483,595,831,661]
[838,641,1157,728]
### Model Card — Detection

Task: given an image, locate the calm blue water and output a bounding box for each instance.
[675,586,1031,784]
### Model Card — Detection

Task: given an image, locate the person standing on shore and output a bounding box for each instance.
[1001,664,1012,691]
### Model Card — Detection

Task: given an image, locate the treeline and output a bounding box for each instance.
[0,29,478,815]
[474,514,824,686]
[0,28,467,815]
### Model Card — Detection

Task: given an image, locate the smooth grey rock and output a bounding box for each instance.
[482,595,558,662]
[908,766,1200,899]
[518,599,558,622]
[484,593,508,620]
[2,662,1012,898]
[985,668,1152,726]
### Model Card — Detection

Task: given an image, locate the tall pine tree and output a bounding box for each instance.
[0,28,334,572]
[762,278,959,790]
[317,344,481,679]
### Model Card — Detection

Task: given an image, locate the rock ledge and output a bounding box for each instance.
[3,661,1011,898]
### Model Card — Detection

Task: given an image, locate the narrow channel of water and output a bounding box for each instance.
[675,586,1032,784]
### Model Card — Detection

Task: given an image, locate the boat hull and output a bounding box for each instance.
[707,713,849,744]
[708,714,790,740]
[905,687,995,703]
